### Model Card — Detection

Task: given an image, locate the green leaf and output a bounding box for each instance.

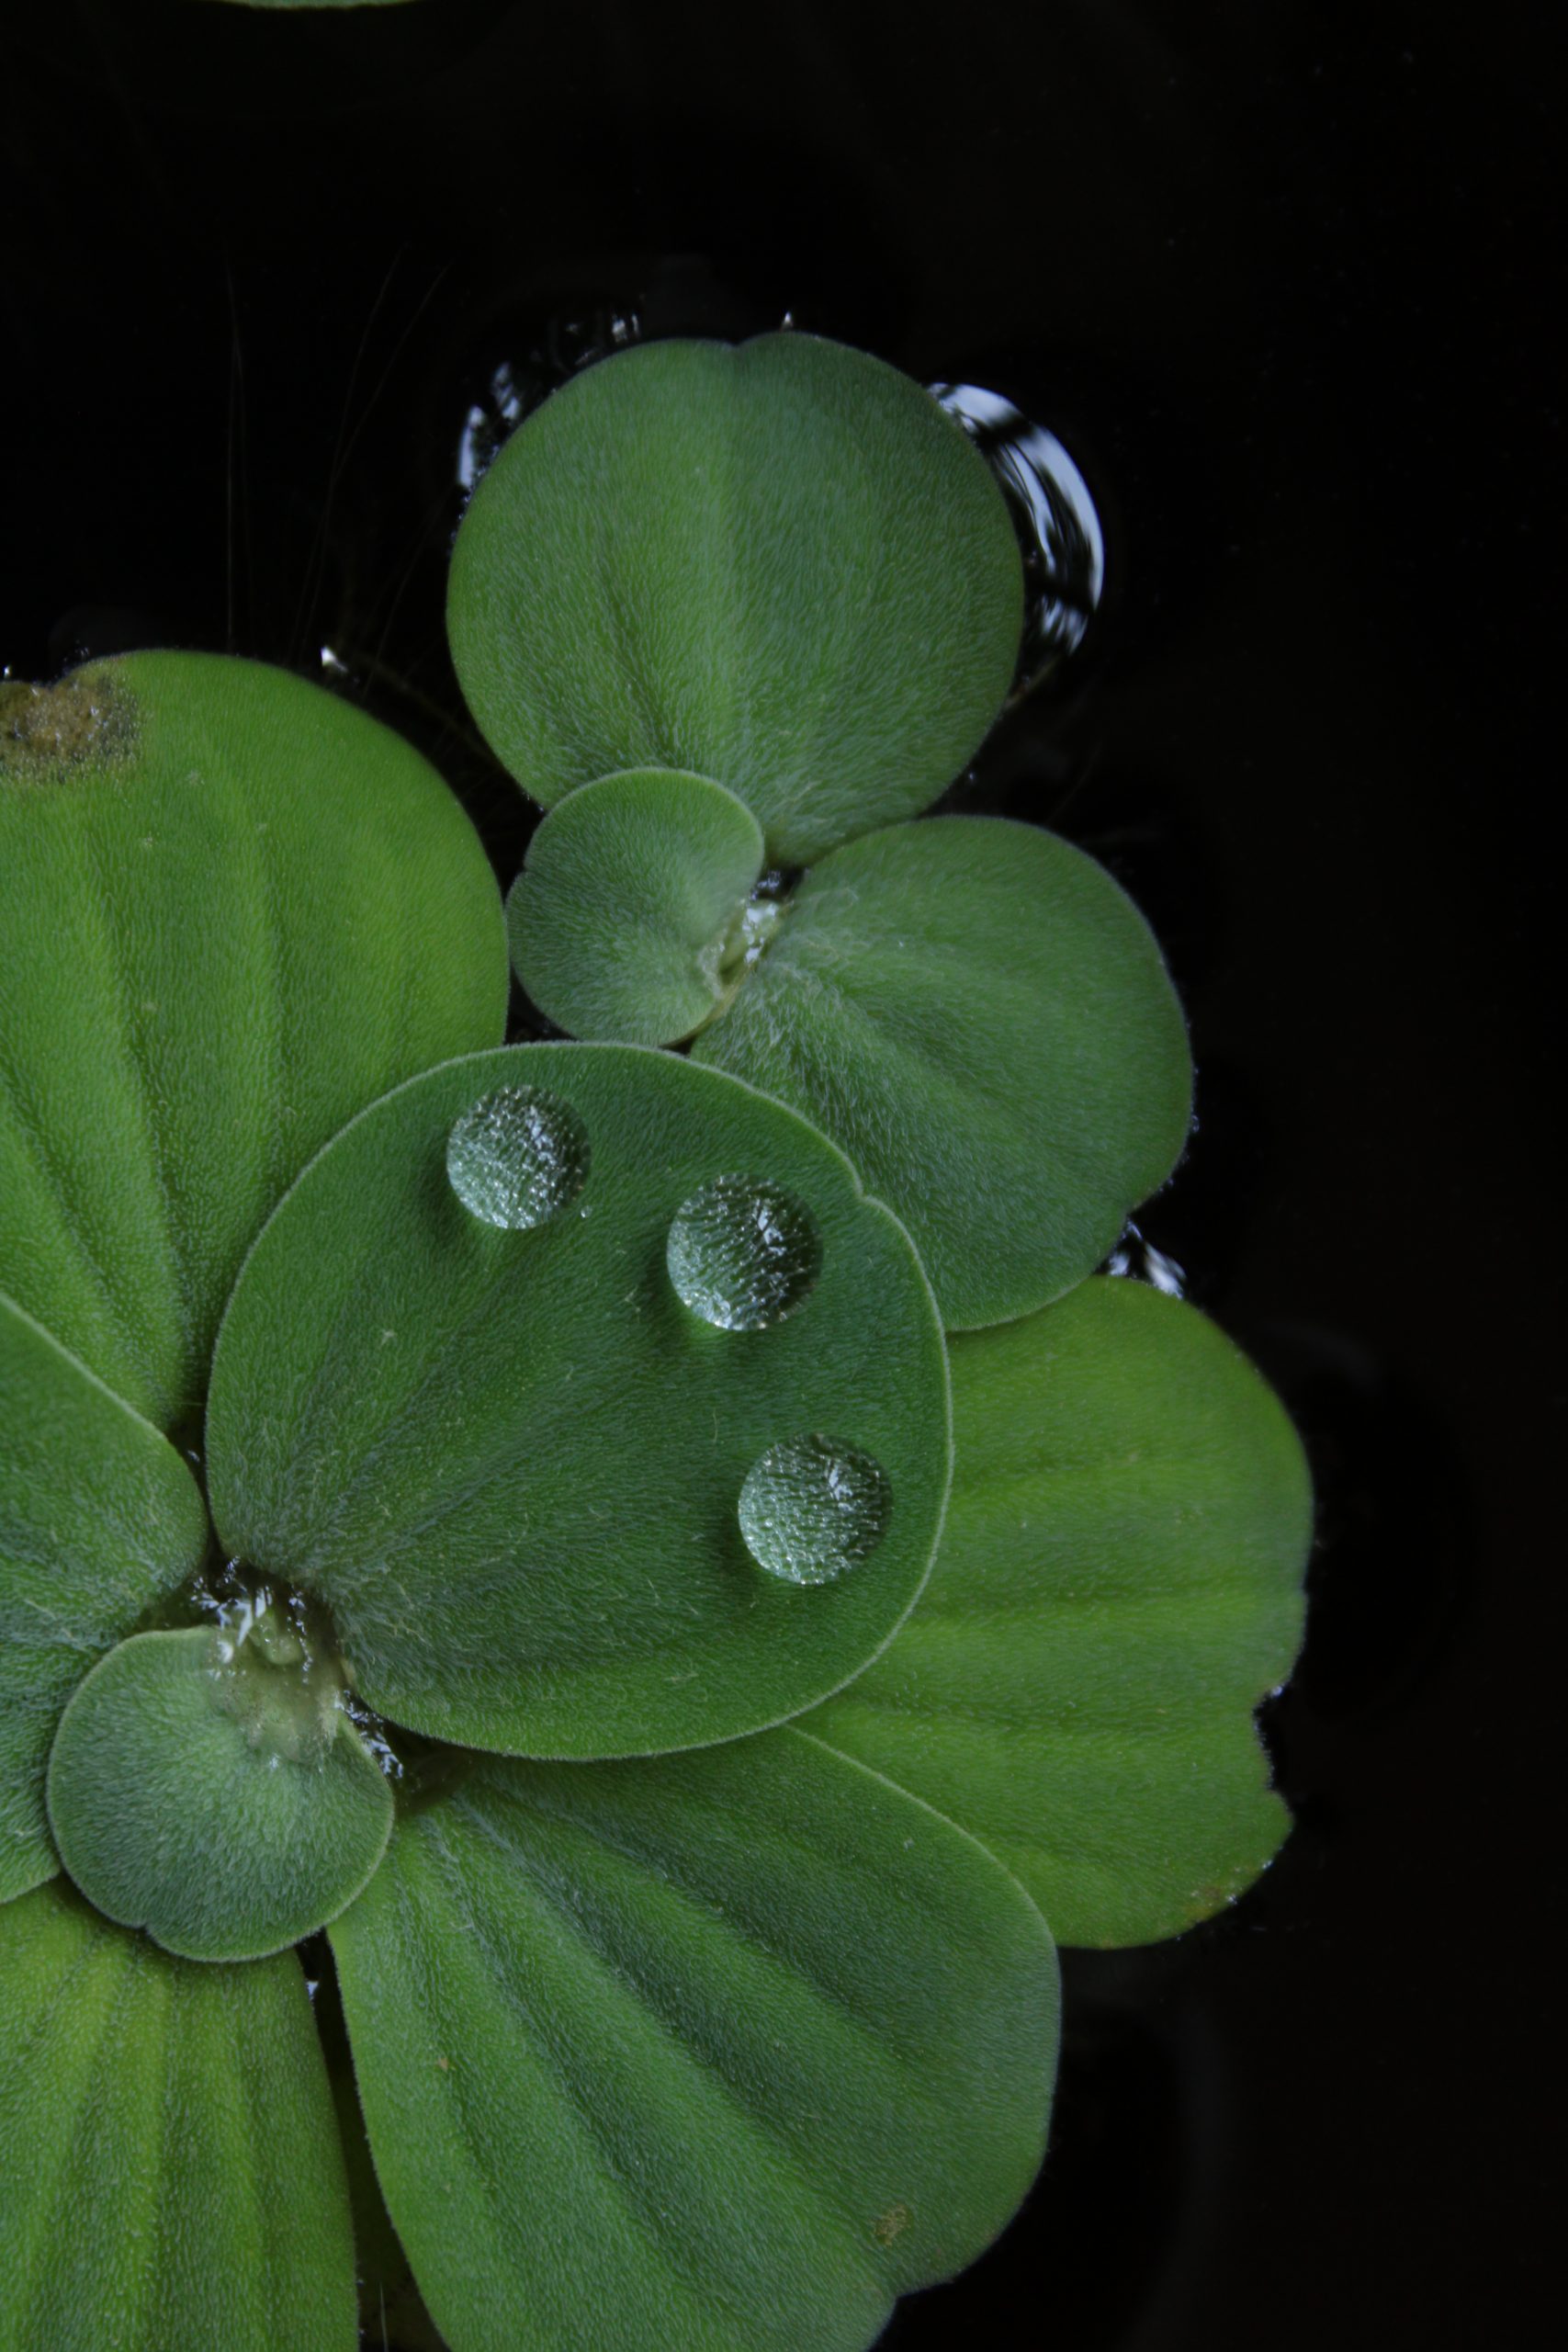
[207,1044,951,1758]
[806,1278,1313,1947]
[693,815,1193,1329]
[0,1293,209,1904]
[331,1729,1057,2352]
[0,1880,356,2351]
[47,1624,394,1962]
[447,334,1022,866]
[506,767,768,1045]
[0,651,507,1431]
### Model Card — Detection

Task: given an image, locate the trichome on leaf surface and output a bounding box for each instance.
[0,327,1312,2352]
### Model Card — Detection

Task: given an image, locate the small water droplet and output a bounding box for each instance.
[738,1434,892,1585]
[446,1085,591,1229]
[668,1176,821,1331]
[931,381,1105,689]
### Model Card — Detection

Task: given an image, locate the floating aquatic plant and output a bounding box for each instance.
[0,333,1310,2351]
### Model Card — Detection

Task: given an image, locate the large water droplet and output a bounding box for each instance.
[667,1175,822,1331]
[738,1434,892,1585]
[931,381,1105,689]
[446,1085,591,1229]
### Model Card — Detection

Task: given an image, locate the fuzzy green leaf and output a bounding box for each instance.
[0,1880,356,2351]
[806,1278,1313,1946]
[47,1626,394,1962]
[0,651,507,1430]
[506,767,768,1045]
[331,1729,1056,2352]
[447,334,1022,866]
[207,1045,950,1758]
[693,815,1193,1329]
[0,1293,209,1904]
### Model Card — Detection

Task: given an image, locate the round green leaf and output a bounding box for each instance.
[447,334,1023,866]
[47,1625,394,1962]
[693,815,1193,1329]
[206,1045,951,1759]
[506,767,768,1045]
[0,651,507,1430]
[1,1292,209,1904]
[806,1278,1313,1947]
[330,1729,1057,2352]
[0,1880,356,2351]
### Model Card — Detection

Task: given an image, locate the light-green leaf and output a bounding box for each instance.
[0,1292,209,1905]
[206,1045,951,1758]
[447,334,1022,866]
[47,1626,394,1962]
[331,1729,1057,2352]
[506,767,768,1045]
[693,815,1193,1329]
[0,1880,356,2351]
[806,1277,1313,1946]
[0,652,508,1430]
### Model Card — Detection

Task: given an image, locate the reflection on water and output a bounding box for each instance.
[931,381,1105,690]
[456,310,642,491]
[1103,1218,1186,1296]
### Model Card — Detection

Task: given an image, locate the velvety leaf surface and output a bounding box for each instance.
[0,1293,209,1904]
[0,1880,356,2351]
[0,651,507,1430]
[47,1627,394,1961]
[507,767,767,1045]
[331,1730,1057,2352]
[207,1045,950,1758]
[693,815,1193,1329]
[807,1278,1313,1946]
[447,334,1022,865]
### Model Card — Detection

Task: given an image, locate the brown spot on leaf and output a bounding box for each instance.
[873,2202,911,2247]
[1,664,138,775]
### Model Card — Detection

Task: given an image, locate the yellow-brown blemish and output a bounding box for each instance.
[0,665,138,773]
[873,2203,911,2247]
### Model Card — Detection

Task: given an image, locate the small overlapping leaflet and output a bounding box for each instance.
[507,767,768,1045]
[331,1729,1056,2352]
[0,1292,208,1904]
[206,1044,950,1758]
[806,1278,1313,1946]
[447,333,1022,865]
[0,650,507,1430]
[693,815,1193,1329]
[0,1881,356,2352]
[47,1623,394,1962]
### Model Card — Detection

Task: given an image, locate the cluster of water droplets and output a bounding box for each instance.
[446,1084,592,1229]
[443,1089,891,1589]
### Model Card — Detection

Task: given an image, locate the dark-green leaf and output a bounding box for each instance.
[447,334,1022,865]
[331,1729,1057,2352]
[0,1292,208,1904]
[0,1881,356,2350]
[0,651,507,1430]
[693,816,1193,1329]
[806,1278,1313,1946]
[206,1045,950,1758]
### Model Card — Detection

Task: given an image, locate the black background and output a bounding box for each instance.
[2,3,1558,2346]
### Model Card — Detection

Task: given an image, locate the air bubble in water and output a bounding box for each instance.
[446,1085,590,1230]
[667,1176,821,1331]
[738,1434,892,1586]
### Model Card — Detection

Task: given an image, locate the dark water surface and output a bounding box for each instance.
[2,4,1558,2346]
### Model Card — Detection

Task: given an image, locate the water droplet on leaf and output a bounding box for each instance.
[446,1085,591,1229]
[667,1175,822,1331]
[738,1434,892,1584]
